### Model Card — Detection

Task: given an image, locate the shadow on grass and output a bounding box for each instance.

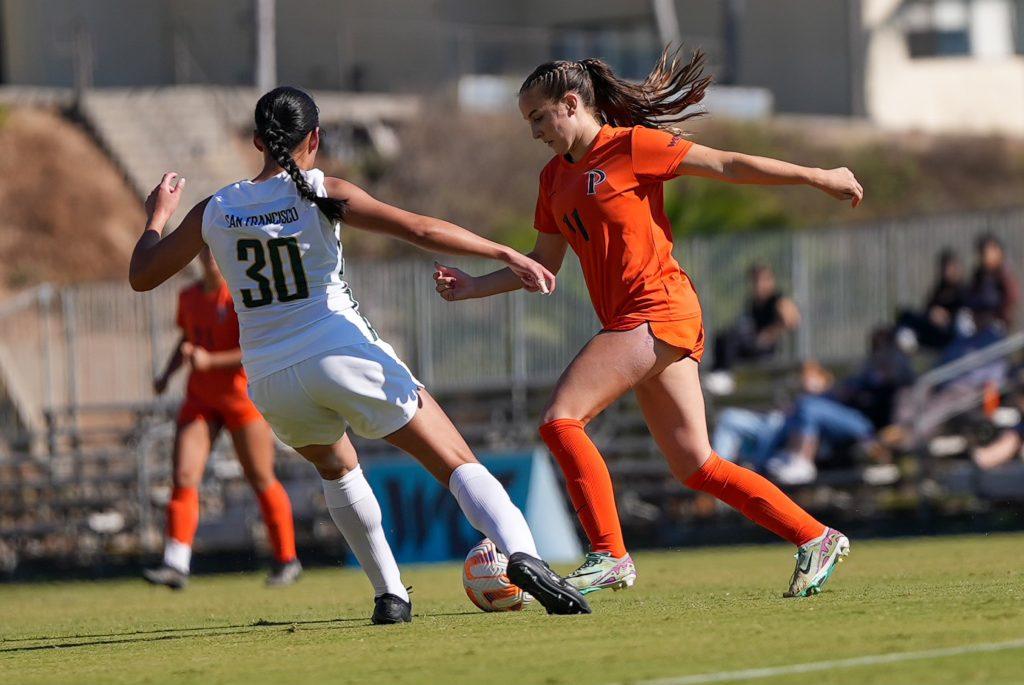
[0,610,485,653]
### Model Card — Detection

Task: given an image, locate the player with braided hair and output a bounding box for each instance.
[434,47,861,598]
[130,86,591,621]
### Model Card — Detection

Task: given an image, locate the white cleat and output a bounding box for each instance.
[566,552,637,595]
[785,527,850,597]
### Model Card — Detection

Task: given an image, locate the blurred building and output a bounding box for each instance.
[0,0,1022,134]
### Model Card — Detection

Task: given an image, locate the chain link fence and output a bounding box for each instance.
[2,208,1023,444]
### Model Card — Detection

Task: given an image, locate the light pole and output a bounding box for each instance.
[255,0,276,93]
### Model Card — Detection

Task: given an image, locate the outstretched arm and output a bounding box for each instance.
[677,145,864,207]
[129,173,208,291]
[325,177,555,294]
[434,231,568,301]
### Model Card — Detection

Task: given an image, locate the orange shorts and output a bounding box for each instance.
[604,316,705,363]
[177,392,263,431]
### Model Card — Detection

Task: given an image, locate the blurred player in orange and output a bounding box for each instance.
[435,47,863,598]
[144,246,300,589]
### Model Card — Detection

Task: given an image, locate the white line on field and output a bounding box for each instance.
[627,638,1024,685]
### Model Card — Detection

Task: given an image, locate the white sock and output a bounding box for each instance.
[163,539,191,574]
[448,462,539,558]
[322,466,408,602]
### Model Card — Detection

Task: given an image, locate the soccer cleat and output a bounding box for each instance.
[506,552,591,615]
[371,593,412,624]
[265,558,302,587]
[566,552,637,595]
[142,564,189,590]
[784,527,850,598]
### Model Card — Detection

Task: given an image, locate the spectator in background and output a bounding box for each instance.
[896,302,1010,446]
[706,263,801,395]
[766,328,913,485]
[895,248,968,352]
[968,234,1018,329]
[972,424,1024,470]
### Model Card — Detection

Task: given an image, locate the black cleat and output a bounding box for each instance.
[372,593,412,625]
[142,564,189,590]
[266,558,303,587]
[506,552,592,615]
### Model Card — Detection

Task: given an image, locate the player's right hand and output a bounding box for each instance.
[434,262,477,301]
[145,172,186,221]
[505,252,556,295]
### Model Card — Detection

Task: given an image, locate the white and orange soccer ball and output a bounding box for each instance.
[462,538,533,612]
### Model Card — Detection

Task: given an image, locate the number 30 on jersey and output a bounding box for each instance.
[236,237,309,308]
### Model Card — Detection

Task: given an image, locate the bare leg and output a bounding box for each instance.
[172,418,218,490]
[538,324,683,556]
[231,419,297,566]
[229,419,277,492]
[636,357,826,547]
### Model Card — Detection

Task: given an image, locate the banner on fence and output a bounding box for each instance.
[354,450,582,564]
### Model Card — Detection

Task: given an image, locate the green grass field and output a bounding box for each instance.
[2,534,1022,685]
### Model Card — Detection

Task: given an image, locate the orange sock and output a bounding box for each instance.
[167,486,199,545]
[257,480,297,563]
[539,418,627,557]
[685,453,825,546]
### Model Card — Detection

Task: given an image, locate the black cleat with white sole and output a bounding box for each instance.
[506,552,592,615]
[372,593,412,624]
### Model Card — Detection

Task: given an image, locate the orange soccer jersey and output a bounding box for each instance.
[176,282,260,428]
[534,124,704,358]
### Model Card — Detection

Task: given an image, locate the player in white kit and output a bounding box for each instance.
[129,86,590,621]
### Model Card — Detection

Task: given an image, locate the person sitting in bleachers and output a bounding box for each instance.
[766,328,914,485]
[968,234,1018,330]
[706,263,801,395]
[895,248,968,352]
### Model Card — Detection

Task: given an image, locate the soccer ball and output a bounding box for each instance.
[462,538,533,612]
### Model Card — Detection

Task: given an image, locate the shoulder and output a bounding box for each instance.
[629,125,688,149]
[538,157,561,187]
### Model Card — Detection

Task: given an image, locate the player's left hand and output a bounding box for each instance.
[433,262,477,301]
[145,172,186,221]
[816,167,863,207]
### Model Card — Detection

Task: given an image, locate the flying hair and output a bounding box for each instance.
[254,86,347,224]
[520,45,711,130]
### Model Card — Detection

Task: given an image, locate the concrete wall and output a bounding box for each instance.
[736,0,856,115]
[862,0,1024,135]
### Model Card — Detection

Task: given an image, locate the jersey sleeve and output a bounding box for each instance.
[631,126,694,182]
[533,167,560,235]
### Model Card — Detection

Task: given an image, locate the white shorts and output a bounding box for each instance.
[248,340,423,447]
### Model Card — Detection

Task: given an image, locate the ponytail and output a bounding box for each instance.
[254,87,347,225]
[520,46,711,130]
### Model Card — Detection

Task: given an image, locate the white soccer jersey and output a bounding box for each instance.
[202,169,377,381]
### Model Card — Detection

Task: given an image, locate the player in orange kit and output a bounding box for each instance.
[144,246,301,589]
[434,47,863,598]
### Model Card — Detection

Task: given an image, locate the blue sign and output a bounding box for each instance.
[358,453,534,564]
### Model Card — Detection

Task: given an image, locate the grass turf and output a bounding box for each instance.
[1,533,1022,685]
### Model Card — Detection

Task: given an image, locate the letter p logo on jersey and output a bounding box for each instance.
[586,169,607,196]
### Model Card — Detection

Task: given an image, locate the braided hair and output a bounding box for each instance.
[254,86,346,224]
[519,46,711,130]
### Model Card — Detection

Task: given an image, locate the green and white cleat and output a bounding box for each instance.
[566,551,637,595]
[785,527,850,598]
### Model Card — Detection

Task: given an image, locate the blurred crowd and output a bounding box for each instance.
[708,234,1024,485]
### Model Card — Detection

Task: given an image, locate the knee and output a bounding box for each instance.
[301,450,346,481]
[243,467,277,493]
[173,467,201,490]
[666,442,713,483]
[539,403,591,428]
